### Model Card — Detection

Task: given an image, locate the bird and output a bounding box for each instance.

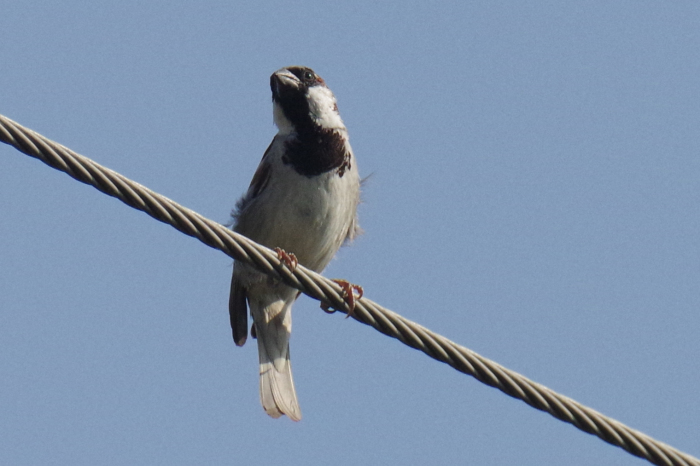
[229,66,361,421]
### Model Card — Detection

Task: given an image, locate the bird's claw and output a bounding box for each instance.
[320,279,364,318]
[274,247,298,272]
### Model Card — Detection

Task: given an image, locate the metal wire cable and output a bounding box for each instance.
[1,113,697,466]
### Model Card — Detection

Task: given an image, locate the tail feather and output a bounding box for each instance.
[258,341,301,421]
[229,279,248,347]
[252,297,302,421]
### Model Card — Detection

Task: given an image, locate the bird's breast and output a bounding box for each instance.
[236,153,359,272]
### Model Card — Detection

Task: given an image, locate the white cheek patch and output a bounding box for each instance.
[307,86,345,129]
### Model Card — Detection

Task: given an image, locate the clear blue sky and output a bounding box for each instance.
[1,2,698,465]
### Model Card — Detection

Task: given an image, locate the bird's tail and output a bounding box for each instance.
[252,297,302,421]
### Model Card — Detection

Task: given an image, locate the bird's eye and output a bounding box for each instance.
[304,71,314,81]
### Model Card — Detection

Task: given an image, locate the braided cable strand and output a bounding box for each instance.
[1,113,697,466]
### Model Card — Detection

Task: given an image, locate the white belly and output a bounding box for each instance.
[235,141,359,273]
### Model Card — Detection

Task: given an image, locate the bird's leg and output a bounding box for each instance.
[320,279,364,318]
[274,247,298,272]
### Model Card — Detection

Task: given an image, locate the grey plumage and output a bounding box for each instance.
[229,66,360,421]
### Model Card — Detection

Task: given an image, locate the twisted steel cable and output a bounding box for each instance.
[1,113,697,466]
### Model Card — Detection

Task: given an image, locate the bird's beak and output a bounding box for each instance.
[270,69,301,100]
[274,69,300,87]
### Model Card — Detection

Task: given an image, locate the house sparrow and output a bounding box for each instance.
[229,66,360,421]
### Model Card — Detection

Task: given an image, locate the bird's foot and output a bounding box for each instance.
[321,279,364,318]
[274,247,298,272]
